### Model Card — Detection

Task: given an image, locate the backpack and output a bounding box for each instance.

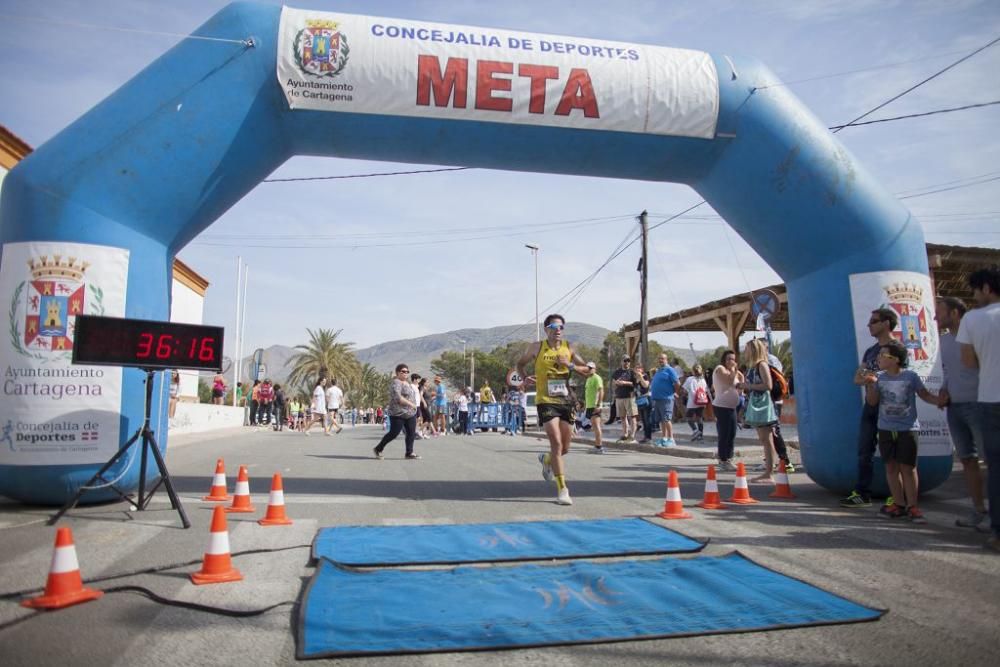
[693,385,709,406]
[769,366,789,402]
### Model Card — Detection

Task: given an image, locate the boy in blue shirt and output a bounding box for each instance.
[862,339,940,523]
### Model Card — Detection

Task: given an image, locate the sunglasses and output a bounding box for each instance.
[546,323,564,331]
[398,369,410,374]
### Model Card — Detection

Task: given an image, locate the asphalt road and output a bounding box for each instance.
[0,425,997,666]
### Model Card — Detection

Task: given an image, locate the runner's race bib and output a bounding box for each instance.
[548,380,569,397]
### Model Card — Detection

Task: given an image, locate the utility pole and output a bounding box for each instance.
[525,244,540,341]
[638,210,650,372]
[233,256,242,406]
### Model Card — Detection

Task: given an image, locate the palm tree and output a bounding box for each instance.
[285,328,361,395]
[771,339,793,376]
[347,363,392,408]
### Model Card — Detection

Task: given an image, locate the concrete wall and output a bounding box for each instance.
[168,402,244,435]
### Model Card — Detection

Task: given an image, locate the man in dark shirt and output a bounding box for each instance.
[840,307,898,507]
[612,356,639,442]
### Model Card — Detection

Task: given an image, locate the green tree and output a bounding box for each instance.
[346,363,392,408]
[696,346,729,374]
[430,350,469,390]
[770,339,793,377]
[198,379,212,404]
[285,328,361,396]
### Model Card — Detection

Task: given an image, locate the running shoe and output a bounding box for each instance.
[590,447,605,455]
[908,507,927,524]
[718,460,736,472]
[663,438,676,447]
[373,447,384,460]
[689,432,700,441]
[538,453,553,482]
[839,491,871,508]
[784,461,796,473]
[879,504,907,519]
[556,488,573,505]
[336,426,343,434]
[956,509,990,532]
[405,453,421,460]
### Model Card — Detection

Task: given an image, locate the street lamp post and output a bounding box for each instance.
[525,244,539,341]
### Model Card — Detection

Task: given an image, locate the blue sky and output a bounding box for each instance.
[1,0,997,356]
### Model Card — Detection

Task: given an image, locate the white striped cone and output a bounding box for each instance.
[729,462,759,504]
[21,527,103,609]
[203,458,231,501]
[770,470,796,499]
[191,506,243,584]
[258,473,293,526]
[697,465,726,509]
[658,470,692,519]
[225,465,255,513]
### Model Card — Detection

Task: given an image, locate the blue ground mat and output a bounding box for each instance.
[297,551,885,658]
[311,517,705,566]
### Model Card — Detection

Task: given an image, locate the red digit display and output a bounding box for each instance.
[72,316,225,371]
[136,332,153,358]
[155,335,173,359]
[198,337,216,361]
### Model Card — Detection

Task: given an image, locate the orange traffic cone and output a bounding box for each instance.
[696,465,727,510]
[729,461,759,504]
[202,458,231,502]
[224,465,255,513]
[21,527,103,609]
[657,469,692,519]
[258,473,293,526]
[191,506,243,585]
[769,470,797,499]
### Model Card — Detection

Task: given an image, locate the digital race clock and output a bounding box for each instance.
[72,315,225,371]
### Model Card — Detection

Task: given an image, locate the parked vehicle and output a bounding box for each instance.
[524,391,537,427]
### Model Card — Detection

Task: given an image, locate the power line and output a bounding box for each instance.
[191,217,631,249]
[899,175,1000,200]
[832,34,1000,133]
[756,49,971,89]
[828,100,1000,130]
[198,214,633,241]
[0,13,251,45]
[262,167,471,183]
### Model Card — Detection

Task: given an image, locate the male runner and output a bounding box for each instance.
[516,314,593,505]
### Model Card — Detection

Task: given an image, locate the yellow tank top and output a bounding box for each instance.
[534,340,571,405]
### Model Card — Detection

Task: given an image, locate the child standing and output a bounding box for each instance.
[862,339,940,523]
[506,385,523,436]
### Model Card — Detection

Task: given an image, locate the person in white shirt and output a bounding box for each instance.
[325,378,344,435]
[956,268,1000,552]
[303,378,328,436]
[682,364,710,441]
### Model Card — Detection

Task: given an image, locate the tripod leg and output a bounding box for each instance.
[144,432,191,529]
[47,428,143,525]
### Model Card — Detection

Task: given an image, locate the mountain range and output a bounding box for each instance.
[223,321,703,386]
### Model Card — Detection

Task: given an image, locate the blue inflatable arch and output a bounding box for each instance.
[0,2,945,504]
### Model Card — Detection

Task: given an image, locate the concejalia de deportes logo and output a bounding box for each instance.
[294,19,350,78]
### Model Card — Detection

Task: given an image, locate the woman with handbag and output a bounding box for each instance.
[739,339,791,483]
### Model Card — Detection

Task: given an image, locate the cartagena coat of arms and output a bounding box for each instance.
[293,19,350,77]
[9,255,104,361]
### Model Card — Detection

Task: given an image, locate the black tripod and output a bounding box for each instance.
[49,369,190,528]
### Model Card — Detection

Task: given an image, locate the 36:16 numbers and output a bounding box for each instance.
[136,333,216,361]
